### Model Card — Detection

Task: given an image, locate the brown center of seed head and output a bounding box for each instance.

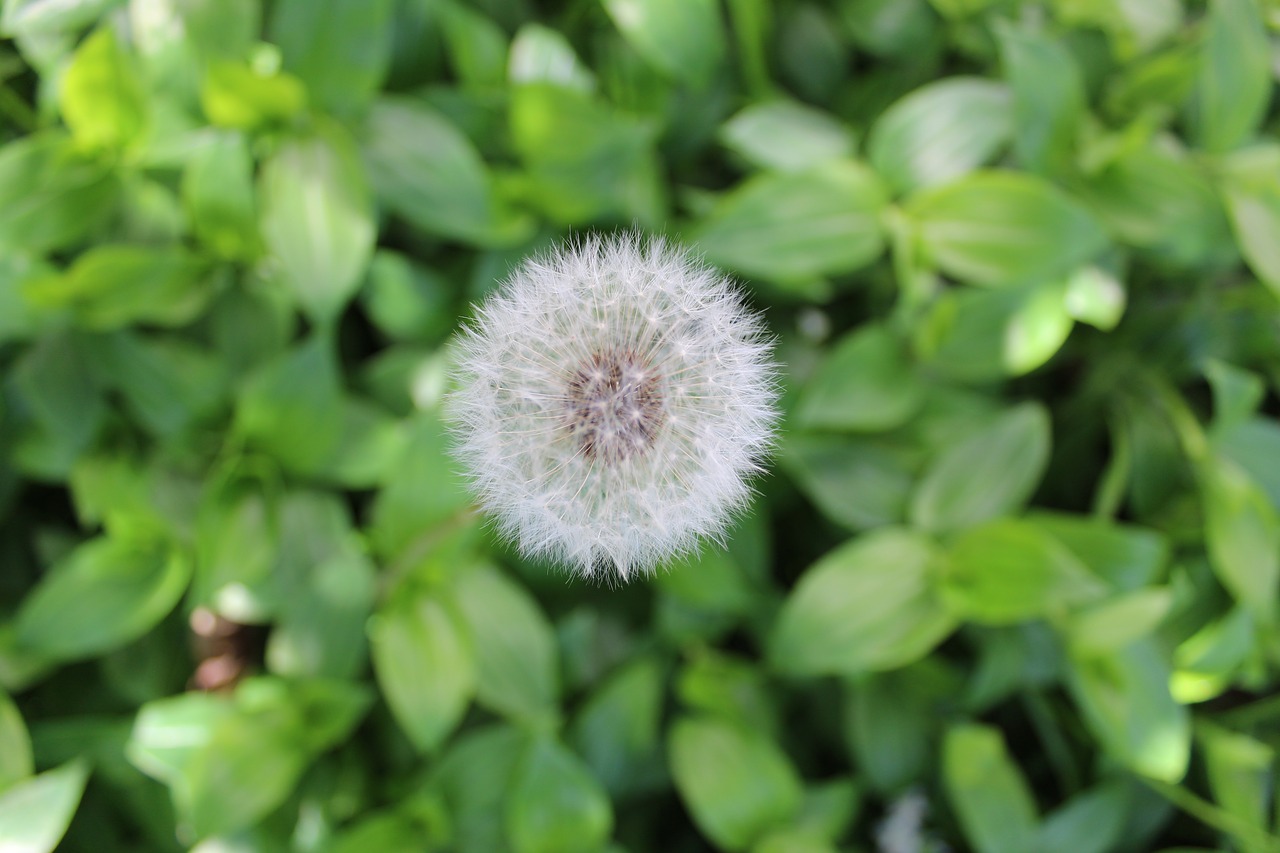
[564,348,664,464]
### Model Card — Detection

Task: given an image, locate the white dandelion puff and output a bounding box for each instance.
[446,232,779,583]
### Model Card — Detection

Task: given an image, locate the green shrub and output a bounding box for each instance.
[2,1,1280,851]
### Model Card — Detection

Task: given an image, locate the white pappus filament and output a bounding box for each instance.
[446,233,779,583]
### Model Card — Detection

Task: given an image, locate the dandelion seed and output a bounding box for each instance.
[446,233,779,583]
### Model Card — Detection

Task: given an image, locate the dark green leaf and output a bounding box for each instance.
[270,0,393,114]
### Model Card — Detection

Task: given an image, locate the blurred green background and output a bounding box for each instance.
[4,0,1280,850]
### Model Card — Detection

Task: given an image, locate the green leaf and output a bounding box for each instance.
[359,251,453,344]
[259,125,375,324]
[692,161,888,288]
[60,27,147,151]
[866,77,1012,195]
[846,662,958,793]
[943,725,1040,853]
[906,170,1108,286]
[0,133,117,253]
[1198,453,1280,624]
[1192,0,1270,153]
[438,0,508,89]
[1025,512,1169,592]
[910,403,1051,533]
[0,689,32,791]
[269,0,392,114]
[1067,588,1174,655]
[509,84,663,226]
[182,131,258,260]
[602,0,726,86]
[15,534,191,662]
[941,518,1108,625]
[453,567,559,724]
[569,657,665,798]
[782,434,917,530]
[0,760,89,853]
[769,528,955,676]
[364,97,523,246]
[266,548,376,679]
[1066,638,1190,781]
[1,0,113,37]
[200,59,306,129]
[1064,265,1126,331]
[428,725,526,853]
[24,244,212,330]
[505,736,614,853]
[192,484,277,622]
[1205,359,1265,433]
[996,23,1085,177]
[669,716,803,851]
[1199,722,1273,831]
[508,23,595,92]
[369,589,475,753]
[1037,780,1132,853]
[234,334,345,475]
[794,325,925,432]
[11,330,105,456]
[719,100,855,174]
[1080,140,1232,268]
[1218,144,1280,296]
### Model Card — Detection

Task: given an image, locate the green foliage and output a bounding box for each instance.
[2,1,1280,852]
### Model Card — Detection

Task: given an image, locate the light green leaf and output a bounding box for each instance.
[259,126,375,324]
[669,716,803,851]
[1066,638,1190,781]
[770,528,955,676]
[906,170,1108,286]
[508,23,595,91]
[1218,144,1280,296]
[453,567,559,724]
[867,77,1012,195]
[692,161,888,287]
[0,689,32,791]
[15,534,191,662]
[1199,452,1280,624]
[910,402,1051,533]
[505,736,614,853]
[794,325,924,432]
[996,23,1084,177]
[200,60,306,129]
[182,131,258,260]
[269,0,392,114]
[1064,266,1126,331]
[369,589,475,753]
[60,27,147,151]
[1,0,113,37]
[602,0,726,86]
[943,725,1039,853]
[0,760,89,853]
[23,244,212,330]
[720,100,855,174]
[941,518,1108,625]
[1067,588,1174,655]
[1192,0,1270,153]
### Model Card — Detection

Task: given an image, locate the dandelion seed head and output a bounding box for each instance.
[446,232,779,583]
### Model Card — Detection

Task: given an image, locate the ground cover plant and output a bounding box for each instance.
[3,0,1280,851]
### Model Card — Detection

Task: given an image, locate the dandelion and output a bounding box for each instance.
[447,233,779,583]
